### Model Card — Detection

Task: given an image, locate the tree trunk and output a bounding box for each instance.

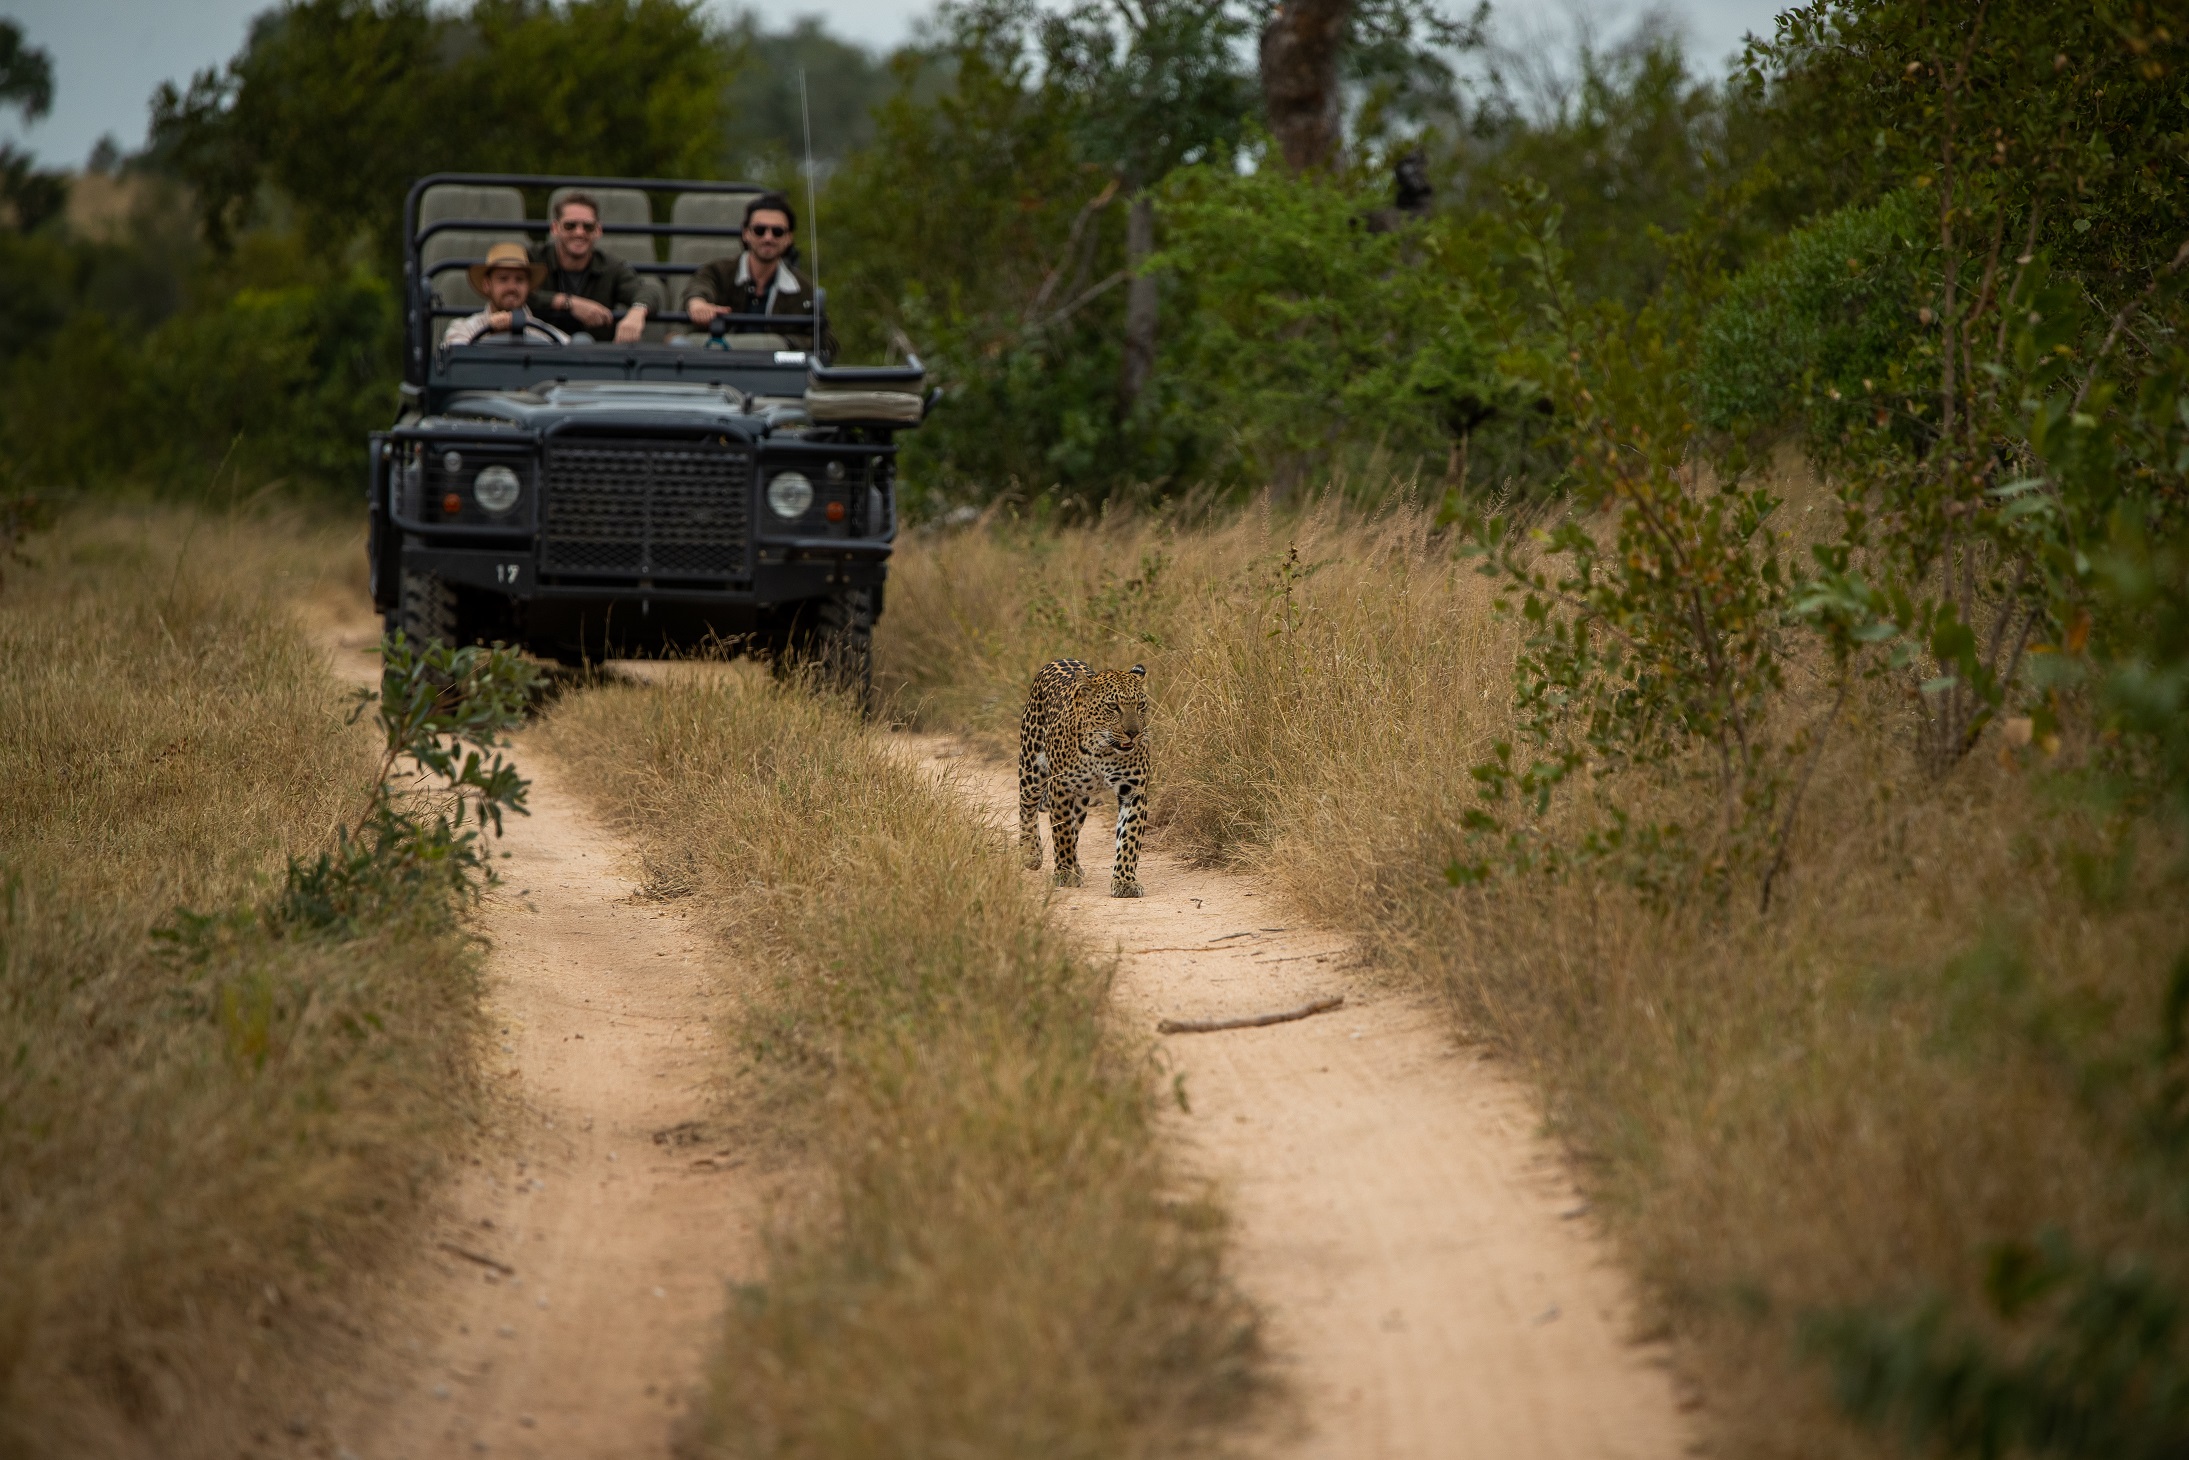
[1260,0,1351,173]
[1118,190,1158,415]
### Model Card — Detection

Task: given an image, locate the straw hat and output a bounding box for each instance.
[468,241,548,293]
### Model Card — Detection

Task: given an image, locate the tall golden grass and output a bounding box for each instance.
[874,497,2187,1457]
[0,509,483,1457]
[545,669,1262,1459]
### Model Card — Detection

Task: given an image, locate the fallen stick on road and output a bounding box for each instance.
[1157,995,1344,1035]
[438,1242,515,1276]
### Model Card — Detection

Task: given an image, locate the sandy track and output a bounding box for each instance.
[903,731,1694,1460]
[317,623,760,1459]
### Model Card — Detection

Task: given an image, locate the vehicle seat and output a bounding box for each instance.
[669,191,759,308]
[419,184,525,345]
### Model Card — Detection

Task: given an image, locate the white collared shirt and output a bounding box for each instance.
[736,251,801,313]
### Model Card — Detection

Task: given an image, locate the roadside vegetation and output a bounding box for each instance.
[0,508,532,1455]
[876,488,2187,1456]
[874,5,2189,1455]
[545,669,1262,1459]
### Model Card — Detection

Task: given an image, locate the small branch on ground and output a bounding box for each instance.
[439,1242,515,1275]
[1158,995,1344,1035]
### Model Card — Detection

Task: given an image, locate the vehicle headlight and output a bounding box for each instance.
[473,463,522,514]
[767,470,814,518]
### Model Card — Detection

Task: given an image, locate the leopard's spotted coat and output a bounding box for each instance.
[1017,658,1150,897]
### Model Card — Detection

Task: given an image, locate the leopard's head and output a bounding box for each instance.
[1084,664,1150,751]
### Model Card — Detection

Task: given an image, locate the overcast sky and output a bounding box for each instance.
[1,0,1790,169]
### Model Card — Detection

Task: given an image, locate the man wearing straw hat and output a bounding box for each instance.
[443,242,571,348]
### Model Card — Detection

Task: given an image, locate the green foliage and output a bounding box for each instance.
[1,264,402,496]
[720,14,888,178]
[1453,23,1759,309]
[1032,0,1257,189]
[1746,1,2189,301]
[824,0,1481,506]
[1153,161,1513,485]
[1805,1231,2189,1460]
[2087,516,2189,831]
[1777,81,2189,778]
[824,6,1147,502]
[278,632,536,935]
[1694,189,1936,452]
[1448,194,1816,905]
[0,20,54,123]
[0,226,190,360]
[149,0,738,256]
[0,20,64,235]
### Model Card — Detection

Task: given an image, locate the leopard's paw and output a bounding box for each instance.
[1110,879,1144,899]
[1020,844,1045,871]
[1053,867,1084,888]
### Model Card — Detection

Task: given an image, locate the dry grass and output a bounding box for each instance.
[0,508,483,1457]
[544,669,1263,1459]
[874,495,2188,1457]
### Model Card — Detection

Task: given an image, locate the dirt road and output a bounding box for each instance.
[905,732,1694,1460]
[317,623,761,1459]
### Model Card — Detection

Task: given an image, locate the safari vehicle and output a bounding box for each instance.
[365,172,927,697]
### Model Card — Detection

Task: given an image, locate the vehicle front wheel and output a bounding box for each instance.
[393,567,460,647]
[776,587,874,713]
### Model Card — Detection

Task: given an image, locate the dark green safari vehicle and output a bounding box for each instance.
[366,172,927,697]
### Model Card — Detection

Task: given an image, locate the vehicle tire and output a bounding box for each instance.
[777,587,874,714]
[396,567,461,647]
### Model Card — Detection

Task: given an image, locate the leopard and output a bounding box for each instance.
[1017,658,1150,898]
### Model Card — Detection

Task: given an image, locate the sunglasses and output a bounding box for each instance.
[747,223,790,238]
[557,219,599,233]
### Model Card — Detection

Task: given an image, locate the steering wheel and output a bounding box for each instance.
[470,305,561,347]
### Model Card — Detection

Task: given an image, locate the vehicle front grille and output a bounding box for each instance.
[541,440,752,581]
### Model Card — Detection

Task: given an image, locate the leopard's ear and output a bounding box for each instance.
[1129,663,1146,676]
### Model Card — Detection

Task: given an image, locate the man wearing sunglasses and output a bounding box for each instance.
[679,192,835,358]
[527,192,660,343]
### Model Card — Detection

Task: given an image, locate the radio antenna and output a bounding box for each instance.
[799,68,820,304]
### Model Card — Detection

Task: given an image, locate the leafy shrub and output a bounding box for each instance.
[1693,189,1935,454]
[277,631,537,934]
[0,268,401,496]
[1153,161,1519,489]
[1447,195,1826,907]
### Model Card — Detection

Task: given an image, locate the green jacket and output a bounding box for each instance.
[527,241,664,337]
[680,254,836,358]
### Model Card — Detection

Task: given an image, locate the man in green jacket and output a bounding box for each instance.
[529,192,660,343]
[679,192,835,358]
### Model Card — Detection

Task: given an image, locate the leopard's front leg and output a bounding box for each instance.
[1109,765,1146,898]
[1050,784,1092,887]
[1018,752,1048,871]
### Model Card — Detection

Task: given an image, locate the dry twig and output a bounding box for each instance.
[1157,995,1344,1035]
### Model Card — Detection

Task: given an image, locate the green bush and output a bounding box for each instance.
[0,268,400,496]
[1153,161,1517,487]
[1693,189,1934,453]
